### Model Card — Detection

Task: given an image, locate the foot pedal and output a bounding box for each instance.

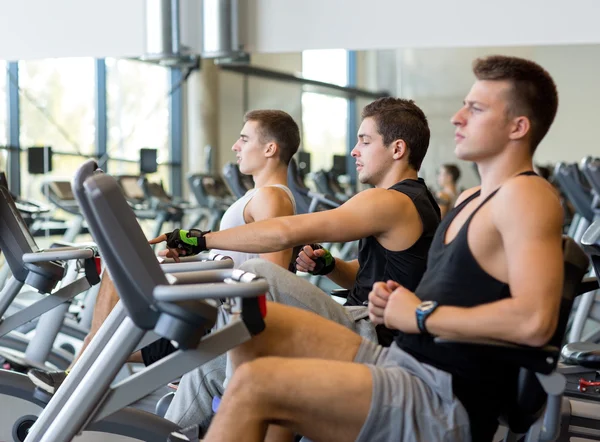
[33,387,53,404]
[168,425,200,442]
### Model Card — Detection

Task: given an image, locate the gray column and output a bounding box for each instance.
[186,59,220,175]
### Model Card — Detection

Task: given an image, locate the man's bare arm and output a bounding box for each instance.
[386,178,564,347]
[425,178,563,346]
[202,188,408,254]
[327,259,359,290]
[246,187,295,268]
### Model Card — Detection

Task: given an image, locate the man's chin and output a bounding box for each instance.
[454,146,474,162]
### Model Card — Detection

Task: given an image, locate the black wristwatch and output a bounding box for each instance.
[416,300,439,335]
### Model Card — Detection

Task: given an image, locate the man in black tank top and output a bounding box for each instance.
[153,97,441,348]
[199,56,565,442]
[148,97,440,431]
[366,56,563,441]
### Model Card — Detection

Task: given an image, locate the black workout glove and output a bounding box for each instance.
[309,244,336,275]
[164,229,210,256]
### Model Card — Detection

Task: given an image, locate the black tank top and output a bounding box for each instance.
[396,171,538,442]
[346,178,441,344]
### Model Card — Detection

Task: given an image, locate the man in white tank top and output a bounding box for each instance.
[27,110,300,394]
[209,109,297,268]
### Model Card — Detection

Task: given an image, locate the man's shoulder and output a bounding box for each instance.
[248,186,295,215]
[252,185,293,203]
[496,175,560,208]
[352,187,414,210]
[493,175,563,229]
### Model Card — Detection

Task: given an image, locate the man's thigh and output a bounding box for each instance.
[354,340,471,442]
[239,258,357,329]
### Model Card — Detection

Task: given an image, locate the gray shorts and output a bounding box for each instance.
[354,338,471,442]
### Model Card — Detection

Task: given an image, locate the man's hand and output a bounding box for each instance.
[383,285,422,333]
[149,229,209,263]
[368,280,399,325]
[295,244,335,275]
[369,281,422,333]
[149,233,183,262]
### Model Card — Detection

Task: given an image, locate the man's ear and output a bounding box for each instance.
[509,116,530,142]
[391,139,408,160]
[264,142,278,159]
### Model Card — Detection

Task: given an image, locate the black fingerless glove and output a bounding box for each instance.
[309,244,336,275]
[164,229,210,256]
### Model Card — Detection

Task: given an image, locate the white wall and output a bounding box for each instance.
[244,0,600,53]
[0,0,146,60]
[3,0,600,60]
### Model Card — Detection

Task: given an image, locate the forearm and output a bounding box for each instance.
[326,259,359,290]
[420,298,558,347]
[202,217,297,253]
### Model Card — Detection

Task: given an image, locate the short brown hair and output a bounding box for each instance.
[244,110,300,165]
[361,97,430,171]
[473,55,558,153]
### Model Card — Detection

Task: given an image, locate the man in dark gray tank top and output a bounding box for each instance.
[199,56,564,442]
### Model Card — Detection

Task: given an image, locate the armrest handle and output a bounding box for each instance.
[434,336,559,374]
[153,279,269,302]
[330,289,350,298]
[157,252,232,265]
[160,260,233,274]
[23,248,95,263]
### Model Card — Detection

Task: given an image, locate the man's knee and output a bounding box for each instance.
[238,258,278,277]
[228,357,289,406]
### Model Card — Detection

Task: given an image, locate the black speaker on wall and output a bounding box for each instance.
[140,148,158,174]
[28,146,53,174]
[297,151,311,178]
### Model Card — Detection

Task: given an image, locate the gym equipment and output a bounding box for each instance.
[38,179,89,243]
[555,160,600,344]
[287,158,342,215]
[548,217,600,440]
[554,162,595,241]
[222,162,253,200]
[187,172,234,231]
[0,180,99,372]
[26,160,269,442]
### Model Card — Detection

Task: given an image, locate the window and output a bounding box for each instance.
[301,50,349,173]
[19,58,95,155]
[105,58,170,190]
[302,49,348,86]
[18,58,95,200]
[301,94,349,172]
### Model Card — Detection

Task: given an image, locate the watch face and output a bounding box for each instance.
[418,300,436,312]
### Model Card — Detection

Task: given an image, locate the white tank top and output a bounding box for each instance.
[210,184,296,268]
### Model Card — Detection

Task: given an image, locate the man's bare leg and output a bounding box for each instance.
[204,302,372,442]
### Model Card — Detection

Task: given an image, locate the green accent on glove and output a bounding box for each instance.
[321,249,334,266]
[179,230,198,246]
[164,228,208,256]
[310,244,336,276]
